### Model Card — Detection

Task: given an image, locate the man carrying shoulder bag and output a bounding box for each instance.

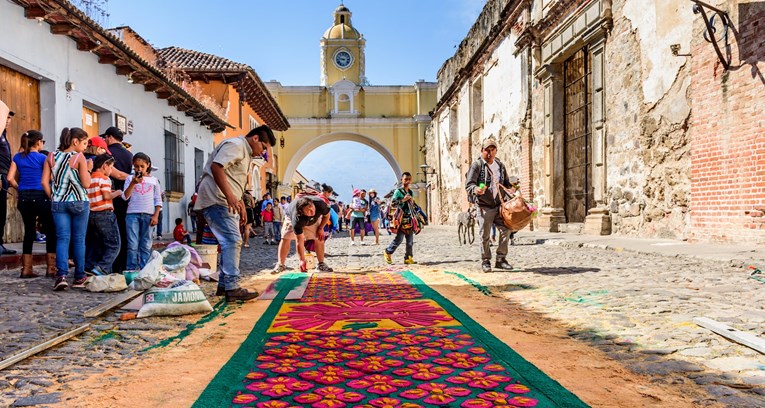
[465,138,517,273]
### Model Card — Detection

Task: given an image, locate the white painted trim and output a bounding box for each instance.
[283,131,402,186]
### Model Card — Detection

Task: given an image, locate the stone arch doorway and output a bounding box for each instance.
[281,132,403,191]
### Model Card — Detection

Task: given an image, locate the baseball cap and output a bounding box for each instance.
[482,138,497,149]
[88,136,111,154]
[101,126,124,141]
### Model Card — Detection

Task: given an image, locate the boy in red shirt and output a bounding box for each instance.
[261,202,275,245]
[174,218,192,245]
[85,154,123,275]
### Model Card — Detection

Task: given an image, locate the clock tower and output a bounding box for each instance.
[320,4,366,86]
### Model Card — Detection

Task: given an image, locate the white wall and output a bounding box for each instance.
[0,1,215,233]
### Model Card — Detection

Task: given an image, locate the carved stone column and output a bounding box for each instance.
[537,64,566,232]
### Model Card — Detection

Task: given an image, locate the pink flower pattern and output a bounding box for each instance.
[293,386,366,408]
[399,382,472,405]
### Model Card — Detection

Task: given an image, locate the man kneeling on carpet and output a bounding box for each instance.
[195,125,276,301]
[272,195,334,274]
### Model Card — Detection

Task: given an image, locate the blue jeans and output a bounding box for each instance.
[51,201,90,278]
[273,221,282,241]
[386,229,413,259]
[126,213,153,270]
[201,205,242,291]
[86,211,121,273]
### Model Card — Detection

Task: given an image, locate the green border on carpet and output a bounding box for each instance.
[192,273,306,408]
[193,271,589,408]
[402,270,589,407]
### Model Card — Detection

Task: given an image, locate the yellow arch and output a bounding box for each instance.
[282,132,403,187]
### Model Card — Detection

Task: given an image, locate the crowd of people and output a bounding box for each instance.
[2,95,521,303]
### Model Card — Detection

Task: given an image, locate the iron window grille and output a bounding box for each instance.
[164,116,185,194]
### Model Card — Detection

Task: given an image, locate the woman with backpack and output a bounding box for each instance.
[383,172,418,265]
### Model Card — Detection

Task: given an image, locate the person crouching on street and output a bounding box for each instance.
[272,195,334,274]
[465,138,515,273]
[383,172,417,265]
[195,125,276,301]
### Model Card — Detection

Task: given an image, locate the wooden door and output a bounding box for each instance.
[82,106,99,137]
[563,48,593,223]
[0,64,41,243]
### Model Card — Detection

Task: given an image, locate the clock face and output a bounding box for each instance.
[334,50,353,69]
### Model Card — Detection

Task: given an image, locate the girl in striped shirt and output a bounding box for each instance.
[85,154,123,275]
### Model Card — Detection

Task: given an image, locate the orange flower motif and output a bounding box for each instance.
[386,346,441,361]
[399,382,471,405]
[392,363,454,381]
[445,371,512,389]
[433,352,490,369]
[293,386,365,408]
[346,374,412,395]
[346,355,405,373]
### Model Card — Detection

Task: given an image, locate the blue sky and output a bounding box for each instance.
[106,0,485,202]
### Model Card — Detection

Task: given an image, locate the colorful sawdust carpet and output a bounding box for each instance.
[194,272,589,407]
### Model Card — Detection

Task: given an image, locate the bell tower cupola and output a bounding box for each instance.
[320,4,366,86]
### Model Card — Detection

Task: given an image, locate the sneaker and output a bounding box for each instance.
[263,240,269,244]
[87,266,106,276]
[359,241,366,246]
[271,264,287,275]
[383,251,392,265]
[349,241,356,246]
[54,277,68,291]
[404,257,417,265]
[72,276,88,288]
[481,261,492,273]
[315,262,333,272]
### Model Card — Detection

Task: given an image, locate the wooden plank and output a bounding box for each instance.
[0,324,90,371]
[83,290,142,318]
[694,317,765,355]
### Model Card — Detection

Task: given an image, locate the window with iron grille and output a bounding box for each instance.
[164,117,185,193]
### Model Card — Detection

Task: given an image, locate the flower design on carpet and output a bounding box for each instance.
[307,336,358,349]
[504,384,531,394]
[245,377,314,397]
[272,332,320,343]
[299,366,364,385]
[264,344,318,358]
[386,346,442,361]
[344,340,397,354]
[354,397,424,408]
[255,401,303,408]
[461,391,538,407]
[399,382,472,405]
[381,333,431,345]
[346,374,413,395]
[392,363,455,381]
[304,349,360,364]
[271,301,455,332]
[256,357,315,374]
[232,393,257,404]
[346,330,393,340]
[293,386,366,407]
[433,352,491,369]
[415,328,461,337]
[445,371,512,389]
[245,371,268,380]
[424,337,474,350]
[346,355,405,373]
[300,273,423,302]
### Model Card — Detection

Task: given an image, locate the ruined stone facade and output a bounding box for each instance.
[426,0,765,243]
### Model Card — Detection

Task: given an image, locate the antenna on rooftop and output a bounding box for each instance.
[70,0,110,27]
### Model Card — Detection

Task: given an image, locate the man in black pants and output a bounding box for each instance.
[102,127,132,272]
[0,106,17,255]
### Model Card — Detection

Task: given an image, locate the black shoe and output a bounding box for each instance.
[495,260,513,270]
[225,288,259,302]
[53,276,68,291]
[0,245,17,255]
[215,286,225,296]
[481,261,492,273]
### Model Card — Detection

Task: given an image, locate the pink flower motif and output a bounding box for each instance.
[445,371,512,389]
[399,382,471,405]
[346,330,392,340]
[354,397,424,407]
[245,371,268,380]
[467,347,487,354]
[346,374,412,395]
[381,333,431,345]
[264,344,318,358]
[299,365,364,385]
[257,358,315,374]
[293,386,366,408]
[256,401,303,408]
[232,392,257,405]
[461,392,538,407]
[423,338,474,350]
[304,349,359,364]
[483,364,507,372]
[344,341,397,354]
[346,356,405,373]
[307,336,357,349]
[504,384,531,394]
[432,352,490,369]
[317,330,349,337]
[245,377,314,397]
[392,363,454,381]
[415,328,461,337]
[271,332,320,343]
[386,346,441,361]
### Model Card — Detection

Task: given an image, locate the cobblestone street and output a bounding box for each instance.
[1,227,764,407]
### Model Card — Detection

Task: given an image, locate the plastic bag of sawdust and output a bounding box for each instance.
[136,280,213,318]
[85,274,127,292]
[161,245,192,280]
[129,251,165,291]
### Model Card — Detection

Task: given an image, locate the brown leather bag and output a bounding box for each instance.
[497,184,533,232]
